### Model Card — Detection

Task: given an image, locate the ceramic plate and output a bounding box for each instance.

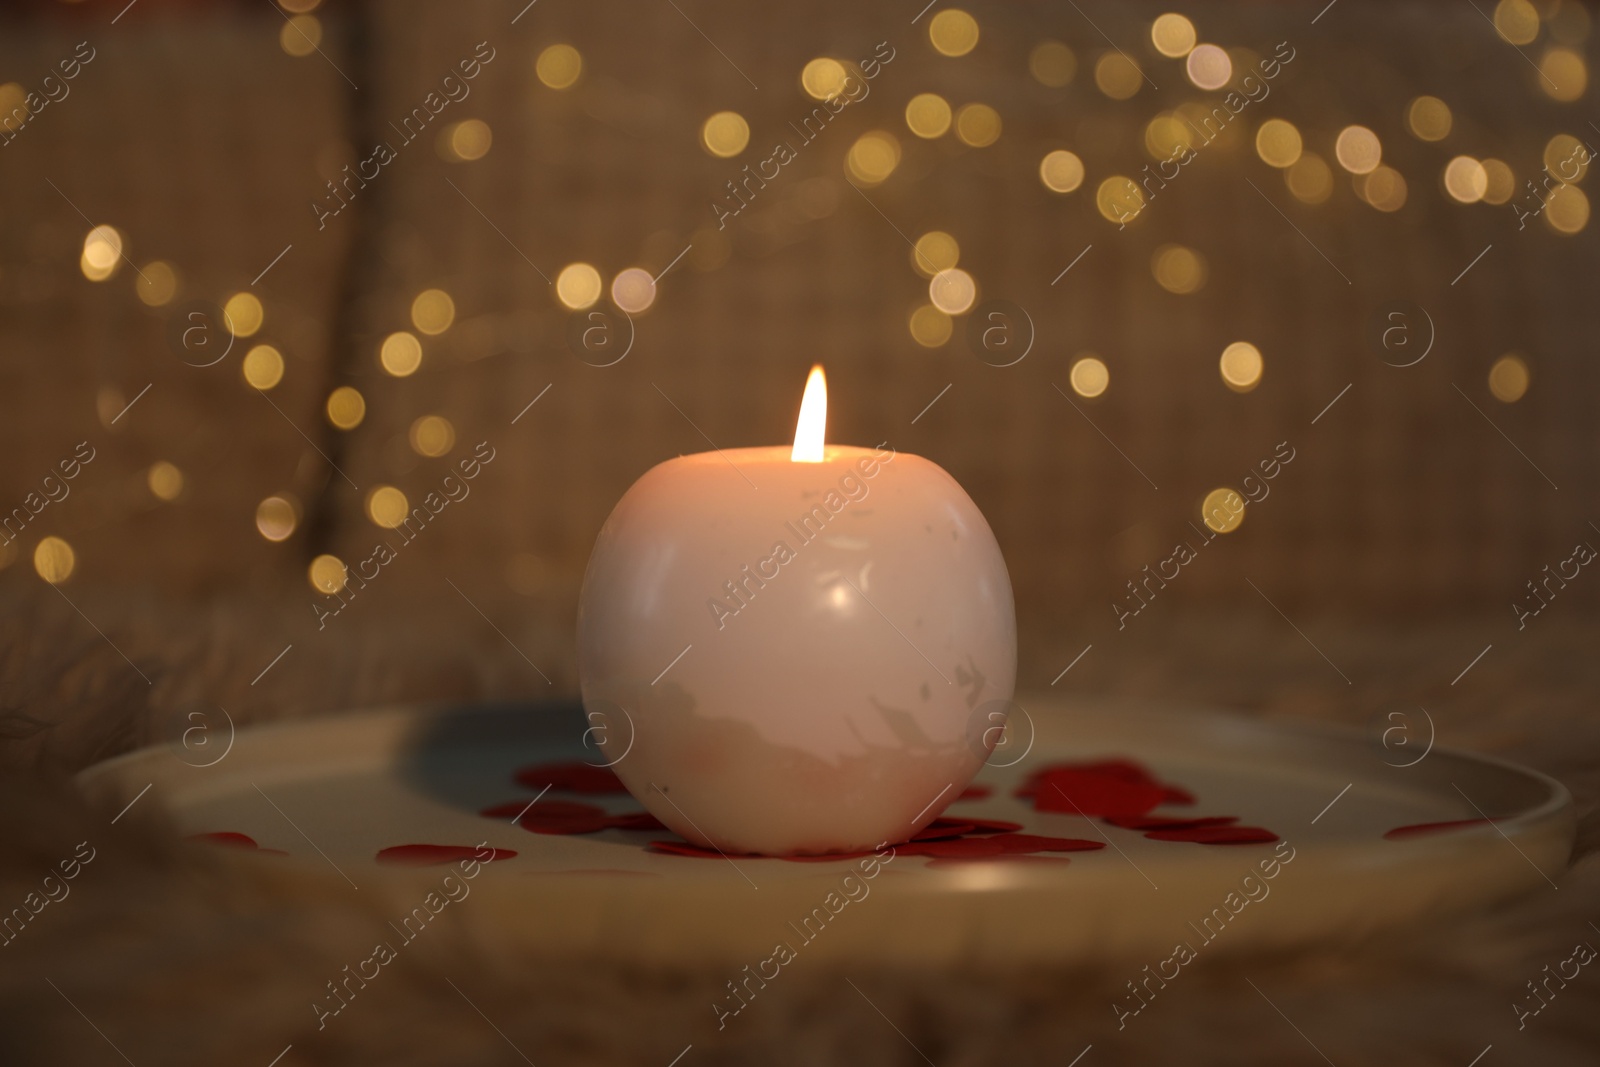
[76,698,1574,965]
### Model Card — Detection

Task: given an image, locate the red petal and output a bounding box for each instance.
[1383,818,1494,840]
[513,762,628,794]
[1031,771,1166,817]
[1145,825,1279,845]
[376,844,518,866]
[1103,814,1238,831]
[606,811,668,831]
[1161,786,1196,806]
[962,818,1025,834]
[957,784,993,801]
[189,831,260,849]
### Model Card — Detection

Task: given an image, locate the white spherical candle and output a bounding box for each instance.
[577,368,1016,855]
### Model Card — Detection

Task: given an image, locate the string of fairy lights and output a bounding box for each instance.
[15,0,1587,590]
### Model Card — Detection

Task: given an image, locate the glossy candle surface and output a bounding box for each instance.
[577,444,1016,856]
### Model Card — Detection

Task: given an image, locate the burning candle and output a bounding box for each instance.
[577,366,1016,855]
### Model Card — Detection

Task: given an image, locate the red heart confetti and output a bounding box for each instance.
[912,818,978,841]
[957,784,992,801]
[1143,825,1279,845]
[648,839,745,859]
[376,844,518,866]
[482,798,670,835]
[513,762,629,794]
[187,832,288,856]
[1383,818,1494,840]
[1103,814,1239,831]
[481,799,612,834]
[1031,771,1167,818]
[1017,758,1157,796]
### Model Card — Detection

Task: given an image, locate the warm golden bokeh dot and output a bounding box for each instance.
[1540,48,1587,101]
[1543,133,1588,182]
[1544,183,1589,233]
[929,9,980,57]
[1095,53,1144,99]
[1255,119,1303,168]
[911,231,959,277]
[308,554,347,594]
[1219,341,1263,392]
[326,385,366,430]
[147,461,183,502]
[224,291,264,337]
[1481,158,1515,204]
[1151,13,1197,57]
[1335,125,1382,174]
[1185,44,1231,90]
[1096,176,1146,224]
[1069,355,1110,398]
[1201,488,1245,534]
[1144,113,1193,160]
[846,130,902,182]
[1488,354,1530,402]
[1444,156,1489,203]
[242,344,285,390]
[33,536,75,584]
[611,267,657,314]
[280,14,321,57]
[380,331,423,376]
[1286,152,1333,204]
[445,119,492,162]
[80,225,122,281]
[365,485,409,529]
[556,262,603,309]
[929,268,977,315]
[1039,149,1086,193]
[256,495,298,541]
[908,304,953,347]
[1493,0,1541,45]
[954,104,1001,147]
[1029,40,1076,87]
[1152,244,1206,294]
[801,57,849,100]
[905,93,952,139]
[1406,96,1453,141]
[1358,165,1408,212]
[410,415,456,457]
[701,111,749,158]
[411,288,456,335]
[0,83,25,120]
[137,261,177,306]
[536,44,582,89]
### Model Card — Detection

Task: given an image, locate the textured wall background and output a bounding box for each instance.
[0,0,1594,687]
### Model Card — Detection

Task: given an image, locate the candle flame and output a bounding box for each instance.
[791,365,827,462]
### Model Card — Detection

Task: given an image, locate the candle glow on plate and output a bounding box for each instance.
[576,367,1017,856]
